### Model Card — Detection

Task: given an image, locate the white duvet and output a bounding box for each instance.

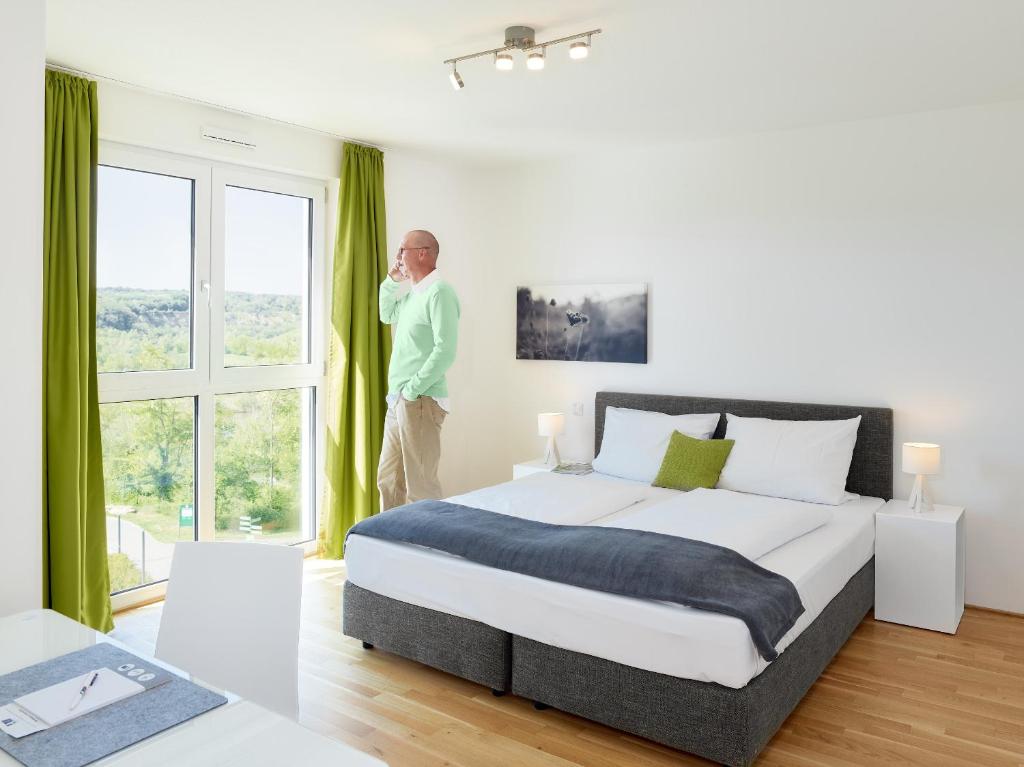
[596,487,833,560]
[446,472,647,526]
[345,475,883,687]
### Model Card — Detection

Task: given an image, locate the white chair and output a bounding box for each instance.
[155,541,304,718]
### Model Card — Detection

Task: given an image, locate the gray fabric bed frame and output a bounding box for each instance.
[343,392,893,765]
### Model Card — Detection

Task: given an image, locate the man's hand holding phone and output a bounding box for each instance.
[388,251,408,282]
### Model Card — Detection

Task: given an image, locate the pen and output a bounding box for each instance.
[68,671,99,712]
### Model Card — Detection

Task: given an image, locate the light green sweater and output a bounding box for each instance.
[380,273,460,400]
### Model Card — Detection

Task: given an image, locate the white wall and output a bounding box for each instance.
[384,152,515,498]
[412,101,1024,613]
[0,0,45,616]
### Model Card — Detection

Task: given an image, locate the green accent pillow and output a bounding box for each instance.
[652,430,735,491]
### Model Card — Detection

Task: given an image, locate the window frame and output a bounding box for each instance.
[98,143,327,612]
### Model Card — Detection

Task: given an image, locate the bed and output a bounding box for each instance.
[343,392,893,766]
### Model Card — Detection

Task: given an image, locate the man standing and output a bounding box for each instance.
[377,229,460,511]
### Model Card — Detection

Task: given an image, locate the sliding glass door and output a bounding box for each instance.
[96,144,326,609]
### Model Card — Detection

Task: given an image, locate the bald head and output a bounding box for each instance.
[398,229,440,283]
[406,229,439,259]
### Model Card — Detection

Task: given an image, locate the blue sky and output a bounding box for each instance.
[97,166,308,296]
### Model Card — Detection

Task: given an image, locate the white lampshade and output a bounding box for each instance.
[902,442,941,476]
[537,412,565,438]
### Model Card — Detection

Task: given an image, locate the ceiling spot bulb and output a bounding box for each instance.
[569,41,589,59]
[495,51,514,71]
[527,50,545,71]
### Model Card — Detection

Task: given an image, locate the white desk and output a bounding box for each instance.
[0,610,386,766]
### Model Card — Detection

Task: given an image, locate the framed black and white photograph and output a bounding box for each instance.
[516,283,648,364]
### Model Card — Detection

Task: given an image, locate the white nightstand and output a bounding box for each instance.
[875,500,965,634]
[512,459,555,480]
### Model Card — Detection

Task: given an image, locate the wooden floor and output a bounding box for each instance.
[112,559,1024,766]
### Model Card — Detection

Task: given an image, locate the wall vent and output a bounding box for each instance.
[200,125,256,150]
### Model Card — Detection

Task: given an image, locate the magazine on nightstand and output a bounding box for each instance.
[553,462,593,475]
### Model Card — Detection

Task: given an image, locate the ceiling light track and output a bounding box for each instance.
[444,26,601,89]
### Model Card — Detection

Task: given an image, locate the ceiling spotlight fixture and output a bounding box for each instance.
[569,36,590,60]
[449,63,464,91]
[443,25,601,89]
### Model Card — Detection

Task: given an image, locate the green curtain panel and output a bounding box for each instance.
[320,143,392,557]
[42,70,113,632]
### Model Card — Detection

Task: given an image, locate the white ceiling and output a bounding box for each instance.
[46,0,1024,160]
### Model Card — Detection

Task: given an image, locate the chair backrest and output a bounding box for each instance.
[155,542,304,718]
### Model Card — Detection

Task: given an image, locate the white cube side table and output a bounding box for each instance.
[512,459,555,480]
[874,500,965,634]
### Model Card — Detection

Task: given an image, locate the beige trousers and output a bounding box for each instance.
[377,396,446,512]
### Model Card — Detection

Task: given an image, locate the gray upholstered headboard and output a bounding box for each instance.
[594,392,894,500]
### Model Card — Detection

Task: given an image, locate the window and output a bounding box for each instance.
[97,145,326,607]
[223,186,311,367]
[97,167,194,373]
[214,388,314,544]
[101,398,196,593]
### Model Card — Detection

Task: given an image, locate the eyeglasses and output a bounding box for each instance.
[397,246,427,256]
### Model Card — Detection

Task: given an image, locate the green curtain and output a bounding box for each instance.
[42,70,113,632]
[320,143,392,557]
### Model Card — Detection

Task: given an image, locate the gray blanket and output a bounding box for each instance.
[347,501,804,661]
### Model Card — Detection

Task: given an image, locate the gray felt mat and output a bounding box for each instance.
[0,643,227,767]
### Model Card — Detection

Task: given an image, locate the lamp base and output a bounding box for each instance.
[543,436,561,467]
[908,474,934,514]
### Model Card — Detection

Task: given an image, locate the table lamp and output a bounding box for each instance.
[903,442,940,514]
[538,412,565,467]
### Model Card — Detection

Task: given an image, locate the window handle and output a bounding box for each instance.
[200,280,211,306]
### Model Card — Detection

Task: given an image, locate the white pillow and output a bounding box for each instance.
[593,407,721,483]
[716,413,861,505]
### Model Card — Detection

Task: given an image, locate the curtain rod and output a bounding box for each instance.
[45,61,387,151]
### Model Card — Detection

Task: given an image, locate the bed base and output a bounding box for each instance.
[342,558,873,765]
[515,559,874,766]
[343,581,512,692]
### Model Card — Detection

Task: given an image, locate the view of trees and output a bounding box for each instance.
[214,388,304,535]
[98,287,310,593]
[224,292,305,366]
[96,288,304,372]
[98,288,191,371]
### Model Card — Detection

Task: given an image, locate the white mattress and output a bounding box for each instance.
[344,473,882,689]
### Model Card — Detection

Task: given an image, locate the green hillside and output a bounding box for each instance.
[97,287,304,371]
